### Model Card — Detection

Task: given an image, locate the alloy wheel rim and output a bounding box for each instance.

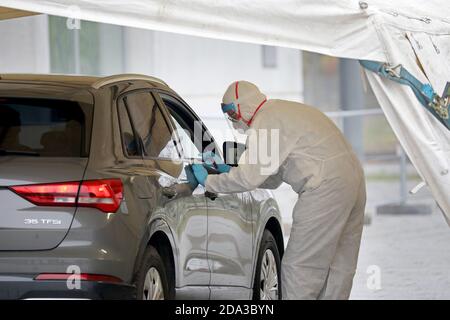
[143,267,165,300]
[259,249,279,300]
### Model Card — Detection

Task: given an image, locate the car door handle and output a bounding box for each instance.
[205,191,218,200]
[162,186,177,199]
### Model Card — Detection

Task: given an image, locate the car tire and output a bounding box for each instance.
[252,230,282,300]
[135,245,173,300]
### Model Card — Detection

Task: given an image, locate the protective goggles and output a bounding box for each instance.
[221,102,240,122]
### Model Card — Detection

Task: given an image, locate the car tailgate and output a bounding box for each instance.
[0,157,88,251]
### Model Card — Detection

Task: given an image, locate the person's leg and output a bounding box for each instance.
[321,178,366,300]
[281,178,356,300]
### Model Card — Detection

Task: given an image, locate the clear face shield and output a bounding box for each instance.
[221,102,249,135]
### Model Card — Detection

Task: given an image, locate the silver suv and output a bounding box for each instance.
[0,74,284,300]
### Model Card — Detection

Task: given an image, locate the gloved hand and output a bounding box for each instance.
[191,164,208,187]
[185,165,199,189]
[202,151,231,173]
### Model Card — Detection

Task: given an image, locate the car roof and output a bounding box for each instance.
[0,73,169,89]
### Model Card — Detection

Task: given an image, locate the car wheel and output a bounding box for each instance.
[253,230,282,300]
[135,246,172,300]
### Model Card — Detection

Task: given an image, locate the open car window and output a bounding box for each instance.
[168,113,202,160]
[159,93,220,161]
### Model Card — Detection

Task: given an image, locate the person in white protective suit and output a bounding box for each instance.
[191,81,366,300]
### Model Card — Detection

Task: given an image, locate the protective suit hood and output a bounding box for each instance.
[222,81,267,126]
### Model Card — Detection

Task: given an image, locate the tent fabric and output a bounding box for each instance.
[364,20,450,222]
[1,0,450,219]
[3,0,448,61]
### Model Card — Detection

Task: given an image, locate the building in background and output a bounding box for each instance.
[0,15,303,142]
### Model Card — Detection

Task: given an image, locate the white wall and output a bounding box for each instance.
[148,31,303,119]
[98,23,125,76]
[0,15,50,73]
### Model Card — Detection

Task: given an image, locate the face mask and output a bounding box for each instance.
[222,101,248,134]
[222,82,267,134]
[232,119,249,133]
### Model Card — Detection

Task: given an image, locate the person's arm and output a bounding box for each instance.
[205,116,298,194]
[259,170,283,189]
[205,163,265,193]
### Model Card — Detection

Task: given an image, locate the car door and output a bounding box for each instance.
[157,92,254,297]
[118,89,210,295]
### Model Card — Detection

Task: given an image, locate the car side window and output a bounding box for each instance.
[169,113,202,160]
[121,91,180,160]
[118,99,140,157]
[159,93,219,160]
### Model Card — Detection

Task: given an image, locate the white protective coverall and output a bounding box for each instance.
[205,81,366,300]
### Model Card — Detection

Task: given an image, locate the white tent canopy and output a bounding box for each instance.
[1,0,450,221]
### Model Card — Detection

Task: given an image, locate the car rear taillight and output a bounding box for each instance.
[77,179,123,213]
[9,179,123,213]
[34,273,123,283]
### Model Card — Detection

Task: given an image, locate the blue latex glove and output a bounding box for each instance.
[202,151,231,173]
[191,164,208,186]
[215,163,231,173]
[185,165,199,189]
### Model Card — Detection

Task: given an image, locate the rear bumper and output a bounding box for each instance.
[0,275,136,300]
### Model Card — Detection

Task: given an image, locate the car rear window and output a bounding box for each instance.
[0,98,93,157]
